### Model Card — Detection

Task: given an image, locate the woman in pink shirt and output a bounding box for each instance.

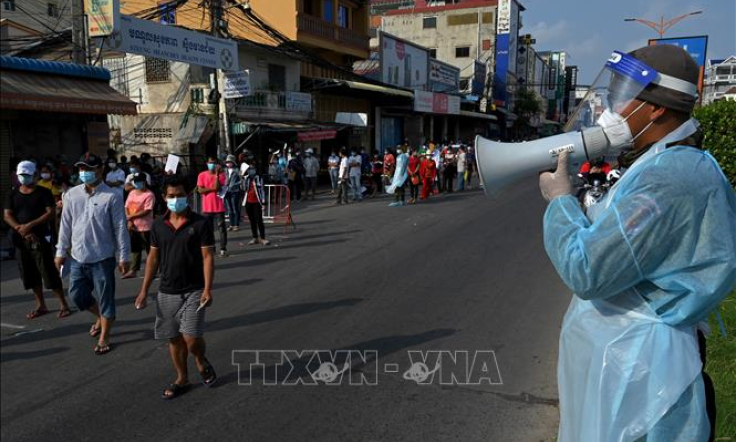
[123,173,155,278]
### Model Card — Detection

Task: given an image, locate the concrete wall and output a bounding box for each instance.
[240,46,300,92]
[1,0,72,35]
[379,6,496,78]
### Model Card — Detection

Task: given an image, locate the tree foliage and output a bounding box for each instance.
[693,100,736,188]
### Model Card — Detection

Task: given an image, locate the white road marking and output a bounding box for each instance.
[0,323,26,330]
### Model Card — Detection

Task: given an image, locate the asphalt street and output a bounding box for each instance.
[1,178,572,442]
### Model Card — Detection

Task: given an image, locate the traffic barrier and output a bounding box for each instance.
[262,184,296,233]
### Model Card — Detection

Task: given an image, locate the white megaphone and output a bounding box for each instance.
[475,126,616,195]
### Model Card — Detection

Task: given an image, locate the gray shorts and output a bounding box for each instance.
[155,290,205,340]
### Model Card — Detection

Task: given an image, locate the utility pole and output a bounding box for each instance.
[210,0,231,155]
[70,0,87,64]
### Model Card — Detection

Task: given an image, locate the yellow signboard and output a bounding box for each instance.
[84,0,119,37]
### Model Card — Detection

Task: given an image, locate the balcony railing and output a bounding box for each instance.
[297,13,369,51]
[232,91,313,115]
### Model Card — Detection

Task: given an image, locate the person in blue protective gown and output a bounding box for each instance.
[539,45,736,442]
[386,148,409,207]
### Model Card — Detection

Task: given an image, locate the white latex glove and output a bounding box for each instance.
[539,151,573,202]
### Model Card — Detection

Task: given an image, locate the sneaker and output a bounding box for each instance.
[388,202,400,207]
[232,226,239,232]
[226,226,233,231]
[248,239,259,245]
[219,250,229,257]
[260,239,271,246]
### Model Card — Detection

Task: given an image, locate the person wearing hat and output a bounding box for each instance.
[123,173,155,279]
[54,153,130,355]
[302,148,320,200]
[223,154,242,232]
[539,45,736,441]
[4,160,71,320]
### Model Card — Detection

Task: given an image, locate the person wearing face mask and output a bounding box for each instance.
[241,164,270,246]
[135,176,218,399]
[386,148,408,207]
[4,161,71,320]
[539,45,736,442]
[123,173,155,279]
[105,157,126,199]
[124,157,151,193]
[55,153,131,355]
[223,155,242,232]
[302,148,320,201]
[197,157,228,257]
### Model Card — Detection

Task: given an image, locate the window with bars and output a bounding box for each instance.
[145,58,171,83]
[3,0,16,11]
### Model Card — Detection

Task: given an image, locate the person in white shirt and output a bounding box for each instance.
[327,151,340,194]
[456,146,467,191]
[105,159,127,198]
[334,148,349,205]
[348,150,362,201]
[302,149,320,200]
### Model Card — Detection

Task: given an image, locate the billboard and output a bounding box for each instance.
[493,0,520,107]
[472,60,487,95]
[648,36,708,100]
[85,0,119,37]
[223,70,251,99]
[380,31,429,90]
[103,15,239,71]
[429,59,460,93]
[414,91,460,115]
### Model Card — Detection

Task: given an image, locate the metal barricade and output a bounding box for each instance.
[262,184,296,233]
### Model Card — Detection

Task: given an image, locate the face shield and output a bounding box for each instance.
[564,51,660,133]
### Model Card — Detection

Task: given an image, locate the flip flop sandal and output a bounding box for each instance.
[89,323,101,337]
[58,308,72,319]
[26,308,49,320]
[199,358,218,387]
[94,342,112,355]
[162,383,190,400]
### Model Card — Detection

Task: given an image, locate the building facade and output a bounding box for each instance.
[703,56,736,105]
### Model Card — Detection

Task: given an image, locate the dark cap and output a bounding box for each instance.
[629,45,699,113]
[75,152,103,168]
[132,172,147,183]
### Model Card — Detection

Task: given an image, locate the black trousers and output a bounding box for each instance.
[203,212,227,251]
[245,202,266,239]
[335,179,349,204]
[443,167,456,193]
[698,330,716,442]
[409,178,419,200]
[129,230,151,271]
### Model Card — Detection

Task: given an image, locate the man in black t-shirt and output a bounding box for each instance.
[134,176,217,400]
[3,161,71,319]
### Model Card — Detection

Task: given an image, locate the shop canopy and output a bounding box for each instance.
[0,56,137,115]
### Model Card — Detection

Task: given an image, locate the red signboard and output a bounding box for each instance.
[297,130,337,142]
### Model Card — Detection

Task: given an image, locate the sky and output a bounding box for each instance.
[520,0,736,84]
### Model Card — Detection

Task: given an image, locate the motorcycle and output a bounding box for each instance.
[577,172,612,210]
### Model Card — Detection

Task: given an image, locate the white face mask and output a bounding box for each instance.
[596,101,653,150]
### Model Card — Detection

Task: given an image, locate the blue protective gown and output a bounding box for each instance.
[543,119,736,442]
[386,153,408,194]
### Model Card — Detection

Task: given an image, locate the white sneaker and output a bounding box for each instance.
[219,250,229,257]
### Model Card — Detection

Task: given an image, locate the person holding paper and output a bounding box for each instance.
[197,157,228,257]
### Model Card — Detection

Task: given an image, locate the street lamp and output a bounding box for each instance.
[624,11,702,38]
